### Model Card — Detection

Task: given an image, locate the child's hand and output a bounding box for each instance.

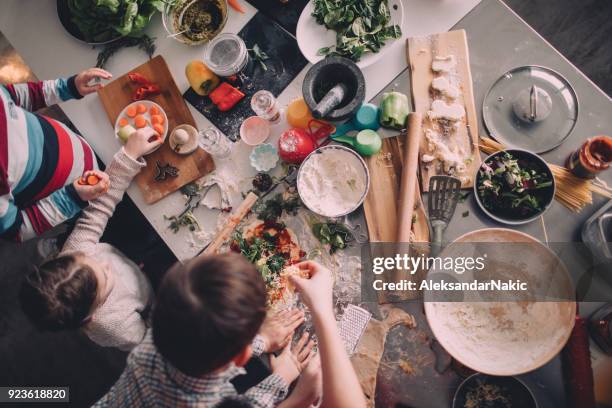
[259,309,305,353]
[124,127,163,159]
[75,68,112,96]
[288,355,322,408]
[270,332,316,385]
[73,170,110,201]
[290,261,334,316]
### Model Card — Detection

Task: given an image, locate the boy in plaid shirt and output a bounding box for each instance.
[94,254,319,408]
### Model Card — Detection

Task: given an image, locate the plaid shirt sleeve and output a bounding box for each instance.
[242,374,289,408]
[92,353,153,408]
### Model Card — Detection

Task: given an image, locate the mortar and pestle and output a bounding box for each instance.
[302,56,365,123]
[303,56,378,155]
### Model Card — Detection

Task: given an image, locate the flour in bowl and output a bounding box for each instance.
[298,147,368,217]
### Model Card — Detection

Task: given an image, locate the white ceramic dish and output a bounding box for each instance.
[424,228,576,376]
[170,124,198,155]
[114,100,168,154]
[296,0,404,69]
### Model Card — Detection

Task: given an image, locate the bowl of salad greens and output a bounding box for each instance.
[57,0,163,44]
[475,149,555,225]
[296,0,404,68]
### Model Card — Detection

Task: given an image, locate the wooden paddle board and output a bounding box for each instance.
[363,133,429,243]
[407,30,481,192]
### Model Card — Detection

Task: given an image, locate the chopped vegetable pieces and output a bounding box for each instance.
[126,105,137,117]
[118,117,129,127]
[151,114,164,125]
[136,103,147,114]
[153,123,165,135]
[134,115,147,128]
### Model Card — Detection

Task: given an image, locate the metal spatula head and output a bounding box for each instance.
[428,176,462,224]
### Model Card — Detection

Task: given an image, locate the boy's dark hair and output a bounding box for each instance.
[153,254,267,377]
[19,254,98,331]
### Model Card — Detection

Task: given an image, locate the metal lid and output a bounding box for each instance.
[483,65,578,153]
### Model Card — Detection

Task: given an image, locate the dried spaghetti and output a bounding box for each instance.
[478,137,612,212]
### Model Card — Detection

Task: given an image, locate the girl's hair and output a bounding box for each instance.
[20,253,98,331]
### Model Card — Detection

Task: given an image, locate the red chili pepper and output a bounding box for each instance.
[209,82,244,111]
[128,72,153,86]
[132,84,161,101]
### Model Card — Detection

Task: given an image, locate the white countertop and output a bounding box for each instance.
[0,0,480,260]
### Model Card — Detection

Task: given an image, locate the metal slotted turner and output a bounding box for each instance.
[428,176,462,256]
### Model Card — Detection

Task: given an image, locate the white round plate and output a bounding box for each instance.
[296,0,404,68]
[114,100,169,154]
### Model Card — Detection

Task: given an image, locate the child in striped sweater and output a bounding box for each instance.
[20,128,163,351]
[0,68,111,241]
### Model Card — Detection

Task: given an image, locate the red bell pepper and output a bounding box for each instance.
[128,72,153,86]
[132,84,161,101]
[209,82,245,111]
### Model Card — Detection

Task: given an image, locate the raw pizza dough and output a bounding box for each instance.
[232,220,306,308]
[351,308,417,407]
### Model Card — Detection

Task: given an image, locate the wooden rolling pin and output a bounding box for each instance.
[396,113,422,242]
[202,192,259,256]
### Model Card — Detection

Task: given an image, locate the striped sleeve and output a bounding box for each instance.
[16,184,87,241]
[3,76,82,112]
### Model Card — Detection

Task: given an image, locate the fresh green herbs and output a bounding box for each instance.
[164,182,203,233]
[312,222,354,254]
[477,152,553,219]
[96,34,156,69]
[312,0,402,61]
[249,44,270,71]
[165,211,200,233]
[253,191,301,223]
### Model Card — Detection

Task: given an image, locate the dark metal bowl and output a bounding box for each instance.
[474,149,555,225]
[57,0,124,45]
[453,373,538,408]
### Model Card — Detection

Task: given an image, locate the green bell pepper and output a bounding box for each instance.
[379,91,410,129]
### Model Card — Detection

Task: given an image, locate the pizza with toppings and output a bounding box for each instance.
[230,220,308,307]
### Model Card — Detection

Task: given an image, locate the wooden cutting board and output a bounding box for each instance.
[363,133,429,243]
[97,56,215,204]
[407,30,481,192]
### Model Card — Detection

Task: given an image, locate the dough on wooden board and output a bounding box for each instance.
[350,308,417,407]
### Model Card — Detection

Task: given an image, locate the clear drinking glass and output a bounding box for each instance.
[251,90,281,124]
[198,127,233,159]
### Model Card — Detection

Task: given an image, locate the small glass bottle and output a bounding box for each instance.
[203,33,249,77]
[251,90,281,124]
[198,127,233,159]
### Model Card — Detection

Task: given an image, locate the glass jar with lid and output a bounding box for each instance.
[203,33,249,77]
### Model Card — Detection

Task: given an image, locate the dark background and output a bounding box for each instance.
[0,0,610,406]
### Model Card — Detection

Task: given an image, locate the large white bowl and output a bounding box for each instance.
[424,228,576,376]
[296,0,404,69]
